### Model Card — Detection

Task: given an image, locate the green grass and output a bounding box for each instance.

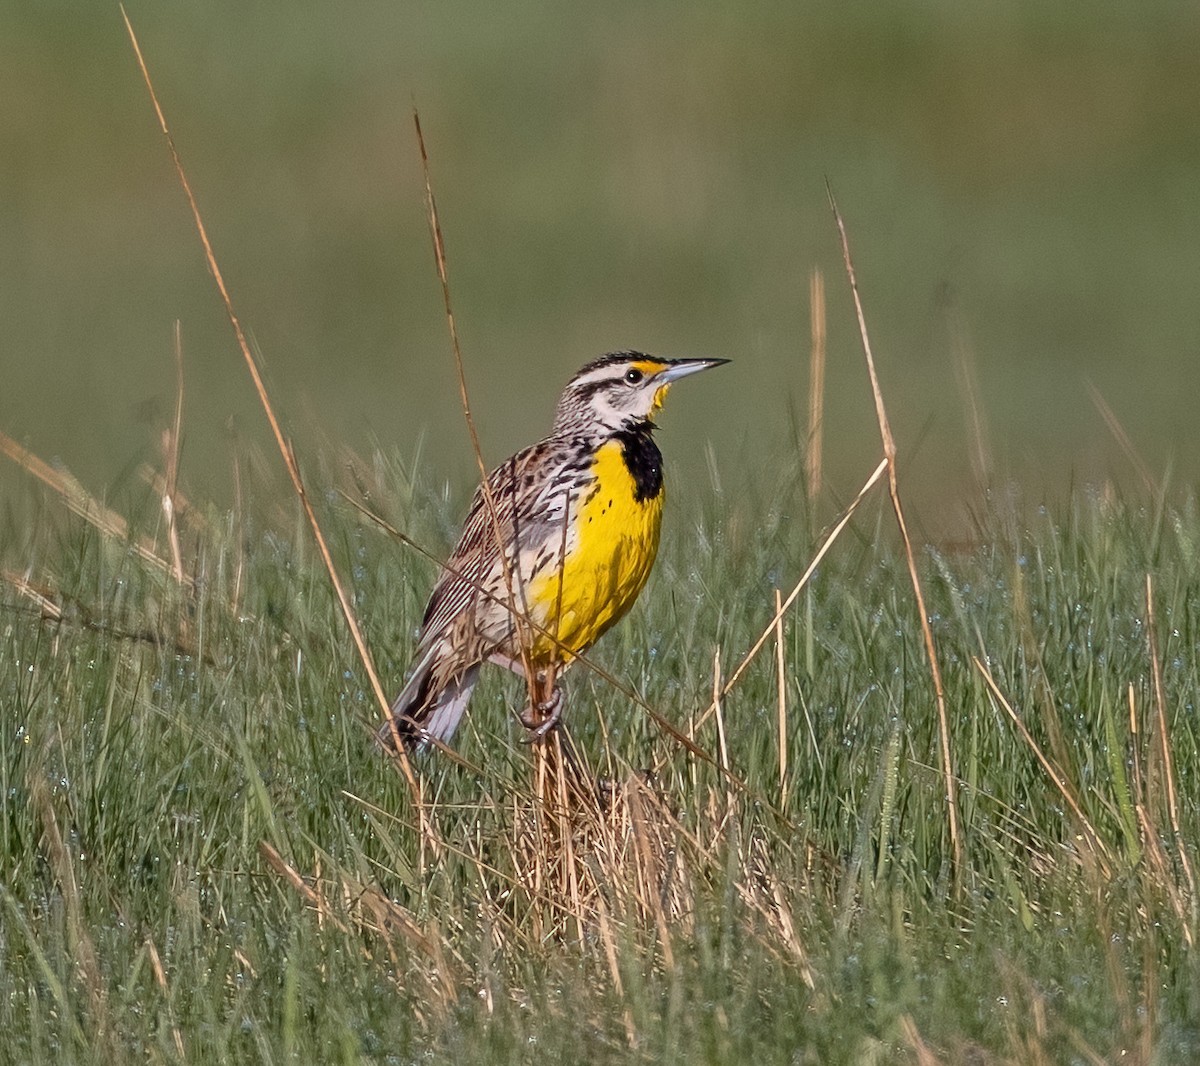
[3,451,1200,1064]
[8,7,1200,1061]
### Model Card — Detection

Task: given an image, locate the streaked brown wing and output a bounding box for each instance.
[416,439,573,647]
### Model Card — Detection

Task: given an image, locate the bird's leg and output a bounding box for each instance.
[486,651,563,740]
[487,651,529,680]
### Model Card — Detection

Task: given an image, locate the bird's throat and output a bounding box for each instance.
[612,423,663,503]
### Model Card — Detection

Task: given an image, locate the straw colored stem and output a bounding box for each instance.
[827,184,962,880]
[1144,574,1198,934]
[806,268,826,497]
[121,8,432,836]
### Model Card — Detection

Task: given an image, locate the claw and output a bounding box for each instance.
[519,686,563,741]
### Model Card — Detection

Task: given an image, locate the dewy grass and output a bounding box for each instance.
[3,457,1200,1063]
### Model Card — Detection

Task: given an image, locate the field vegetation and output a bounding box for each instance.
[4,411,1200,1063]
[4,8,1200,1062]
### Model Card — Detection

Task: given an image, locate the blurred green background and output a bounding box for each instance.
[3,1,1199,528]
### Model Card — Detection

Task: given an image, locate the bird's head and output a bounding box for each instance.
[553,351,729,435]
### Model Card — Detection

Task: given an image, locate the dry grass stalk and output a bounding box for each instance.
[593,894,638,1047]
[230,449,246,612]
[440,783,704,1044]
[120,9,433,837]
[827,186,962,879]
[625,777,676,971]
[554,738,586,941]
[1064,1029,1113,1066]
[518,746,619,942]
[512,744,576,941]
[992,958,1115,1066]
[773,587,788,807]
[806,267,826,497]
[1092,890,1142,1057]
[0,428,190,588]
[768,880,812,982]
[258,841,351,935]
[526,720,588,942]
[713,647,730,774]
[258,842,459,1019]
[341,755,699,962]
[3,569,207,659]
[614,776,695,934]
[900,1014,945,1066]
[1127,683,1145,807]
[1143,574,1198,937]
[706,647,741,858]
[993,962,1054,1066]
[732,832,816,988]
[145,935,187,1060]
[1129,681,1186,927]
[1137,931,1159,1064]
[1124,681,1189,933]
[949,314,992,490]
[346,878,459,1008]
[699,456,887,732]
[1088,382,1155,495]
[30,775,111,1046]
[412,109,536,698]
[161,320,186,585]
[973,656,1112,876]
[137,463,207,533]
[2,569,63,620]
[499,759,698,960]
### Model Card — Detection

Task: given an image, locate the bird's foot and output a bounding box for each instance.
[519,685,563,742]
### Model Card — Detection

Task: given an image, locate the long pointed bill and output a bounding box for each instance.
[653,357,731,385]
[650,357,729,413]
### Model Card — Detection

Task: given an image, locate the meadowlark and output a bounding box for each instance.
[379,351,728,750]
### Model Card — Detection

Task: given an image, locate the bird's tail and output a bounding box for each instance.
[377,643,479,750]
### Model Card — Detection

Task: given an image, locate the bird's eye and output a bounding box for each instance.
[623,368,644,385]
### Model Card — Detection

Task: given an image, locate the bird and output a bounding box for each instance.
[379,351,728,750]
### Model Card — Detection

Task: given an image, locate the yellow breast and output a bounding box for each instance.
[526,439,663,661]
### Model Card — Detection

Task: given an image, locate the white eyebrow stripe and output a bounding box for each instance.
[570,360,665,390]
[571,366,622,388]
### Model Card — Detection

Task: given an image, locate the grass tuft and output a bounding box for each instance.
[3,18,1197,1062]
[4,448,1200,1061]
